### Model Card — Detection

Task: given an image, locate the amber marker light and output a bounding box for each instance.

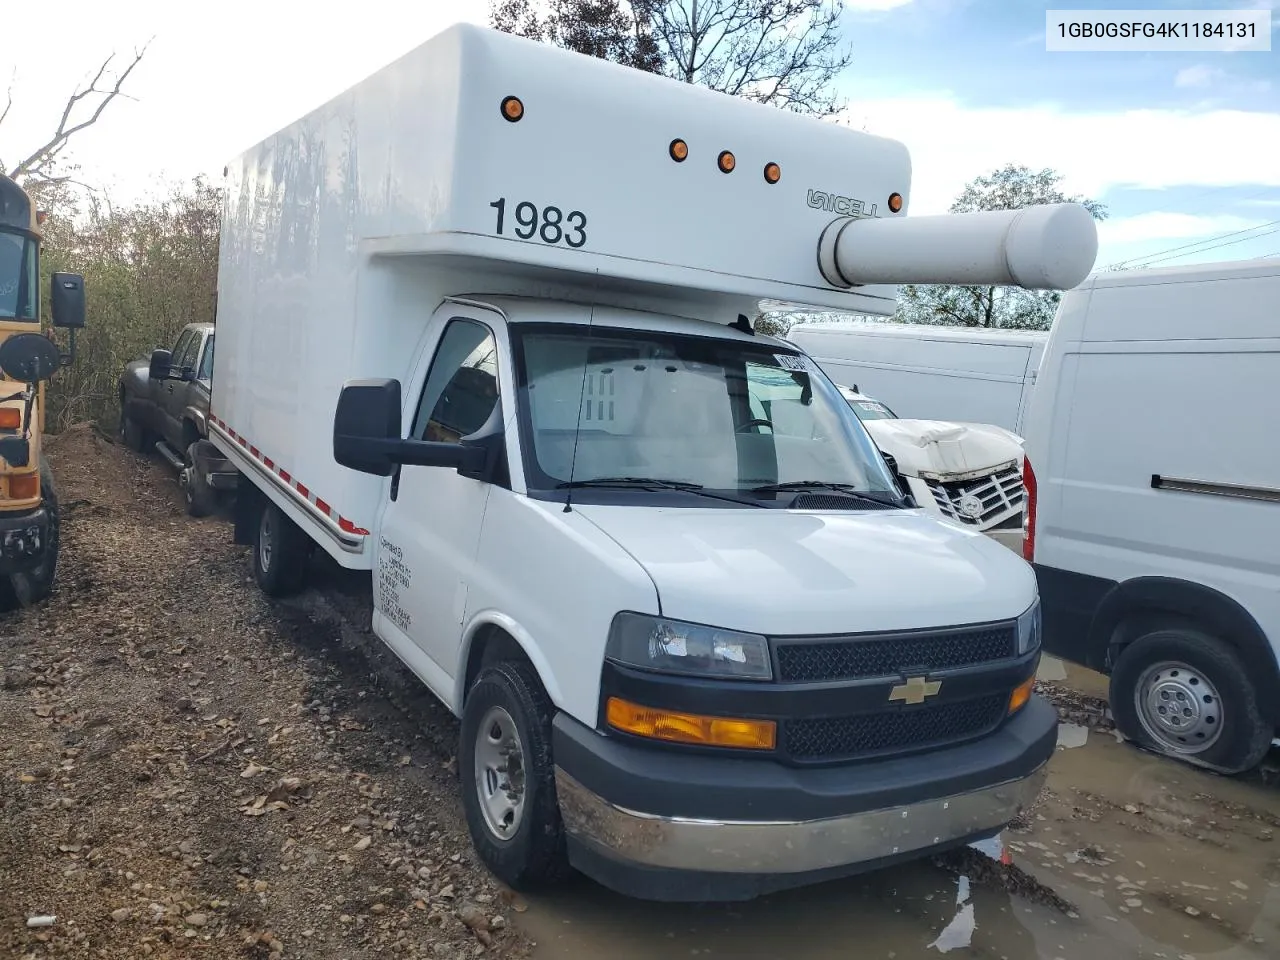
[9,472,39,500]
[500,96,524,122]
[1008,677,1035,715]
[763,162,781,184]
[717,150,736,173]
[669,138,689,162]
[606,697,776,750]
[0,408,20,430]
[888,192,904,213]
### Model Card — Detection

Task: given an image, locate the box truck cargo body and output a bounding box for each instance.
[210,23,1099,901]
[788,321,1048,435]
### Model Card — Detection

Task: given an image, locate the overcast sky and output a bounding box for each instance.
[3,0,1277,269]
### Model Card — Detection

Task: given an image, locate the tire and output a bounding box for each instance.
[1109,627,1273,775]
[250,500,309,597]
[182,441,218,518]
[0,456,60,611]
[460,659,571,891]
[119,399,148,453]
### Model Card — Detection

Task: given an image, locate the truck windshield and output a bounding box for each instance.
[0,230,38,321]
[513,324,901,503]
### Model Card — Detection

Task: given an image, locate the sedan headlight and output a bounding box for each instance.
[606,612,773,681]
[1016,597,1042,655]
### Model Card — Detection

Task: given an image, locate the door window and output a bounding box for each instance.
[197,335,215,381]
[411,319,500,444]
[169,330,195,373]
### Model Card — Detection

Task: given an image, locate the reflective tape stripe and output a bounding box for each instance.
[209,415,371,537]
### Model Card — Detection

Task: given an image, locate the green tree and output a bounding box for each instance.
[897,164,1107,330]
[38,177,222,430]
[491,0,852,116]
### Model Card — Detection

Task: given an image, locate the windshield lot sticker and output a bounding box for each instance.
[774,353,811,372]
[378,537,413,633]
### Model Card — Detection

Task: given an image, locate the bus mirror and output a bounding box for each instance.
[50,273,86,329]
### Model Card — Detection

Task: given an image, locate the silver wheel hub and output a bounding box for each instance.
[473,705,526,841]
[258,511,274,571]
[1135,660,1223,754]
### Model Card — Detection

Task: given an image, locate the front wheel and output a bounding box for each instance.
[0,457,60,612]
[460,659,570,891]
[250,500,309,597]
[1109,627,1273,775]
[118,399,149,454]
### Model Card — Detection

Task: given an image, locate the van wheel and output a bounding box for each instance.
[460,660,570,891]
[182,442,218,518]
[1110,628,1272,775]
[251,501,309,597]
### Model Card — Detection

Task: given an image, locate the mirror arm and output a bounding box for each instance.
[58,328,77,368]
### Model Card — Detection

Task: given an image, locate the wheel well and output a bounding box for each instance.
[1093,577,1280,724]
[463,625,537,705]
[182,419,200,450]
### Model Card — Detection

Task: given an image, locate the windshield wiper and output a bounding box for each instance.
[749,480,906,507]
[556,476,765,507]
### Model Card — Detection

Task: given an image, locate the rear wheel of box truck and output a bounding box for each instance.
[251,500,310,597]
[1109,627,1273,775]
[460,659,570,891]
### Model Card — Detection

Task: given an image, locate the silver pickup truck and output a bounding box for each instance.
[117,322,237,516]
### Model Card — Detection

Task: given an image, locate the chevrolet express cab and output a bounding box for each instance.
[208,23,1098,900]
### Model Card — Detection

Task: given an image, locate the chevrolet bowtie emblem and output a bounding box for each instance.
[889,676,941,705]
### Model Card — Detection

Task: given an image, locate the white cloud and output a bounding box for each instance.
[1175,65,1223,88]
[1098,213,1271,244]
[839,96,1280,216]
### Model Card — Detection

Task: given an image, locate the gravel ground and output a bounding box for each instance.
[1,425,533,960]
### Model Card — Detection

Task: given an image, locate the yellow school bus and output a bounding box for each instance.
[0,173,86,609]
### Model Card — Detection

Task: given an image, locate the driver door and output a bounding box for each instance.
[372,306,506,706]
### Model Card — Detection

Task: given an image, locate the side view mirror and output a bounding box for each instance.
[149,349,172,381]
[50,273,86,330]
[333,378,485,477]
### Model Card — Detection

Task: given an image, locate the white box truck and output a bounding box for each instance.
[1020,258,1280,776]
[209,23,1098,901]
[788,321,1048,434]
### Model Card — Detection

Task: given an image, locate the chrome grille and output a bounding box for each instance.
[925,463,1024,529]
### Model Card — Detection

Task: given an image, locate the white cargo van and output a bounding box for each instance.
[209,23,1098,901]
[788,321,1047,434]
[1021,258,1280,775]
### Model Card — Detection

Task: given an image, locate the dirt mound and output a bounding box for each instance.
[1,426,531,959]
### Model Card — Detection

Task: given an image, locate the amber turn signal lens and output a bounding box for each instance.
[763,162,781,184]
[606,697,776,750]
[888,192,904,213]
[669,138,689,162]
[0,408,20,430]
[717,150,736,173]
[9,472,38,500]
[500,96,524,122]
[1008,676,1035,715]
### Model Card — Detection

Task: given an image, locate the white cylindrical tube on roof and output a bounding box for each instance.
[817,202,1099,290]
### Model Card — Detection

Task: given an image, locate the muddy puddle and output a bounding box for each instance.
[514,733,1280,959]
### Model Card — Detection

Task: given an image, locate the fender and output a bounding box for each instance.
[455,609,567,716]
[183,405,209,439]
[1089,576,1280,722]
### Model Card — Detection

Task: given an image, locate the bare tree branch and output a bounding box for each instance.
[7,42,150,183]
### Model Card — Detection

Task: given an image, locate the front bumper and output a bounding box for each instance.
[552,694,1058,901]
[0,505,49,574]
